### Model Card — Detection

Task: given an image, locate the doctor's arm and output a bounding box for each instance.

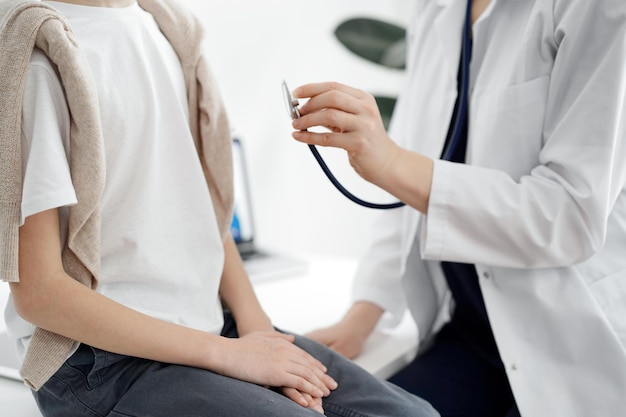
[292,3,626,269]
[291,82,434,216]
[307,199,410,358]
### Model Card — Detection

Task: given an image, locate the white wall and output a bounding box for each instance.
[180,0,411,258]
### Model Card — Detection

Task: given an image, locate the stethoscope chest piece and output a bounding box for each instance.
[282,80,302,121]
[282,80,405,210]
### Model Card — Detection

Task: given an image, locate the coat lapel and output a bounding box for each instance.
[433,0,466,85]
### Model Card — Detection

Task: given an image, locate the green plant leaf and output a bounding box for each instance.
[335,18,406,70]
[374,95,397,130]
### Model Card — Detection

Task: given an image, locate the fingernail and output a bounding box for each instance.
[292,87,301,97]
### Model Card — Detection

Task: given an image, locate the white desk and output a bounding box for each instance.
[0,256,418,416]
[254,256,418,379]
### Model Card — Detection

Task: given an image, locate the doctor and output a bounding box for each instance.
[291,0,626,416]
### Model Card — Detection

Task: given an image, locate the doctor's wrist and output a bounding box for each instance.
[342,301,384,338]
[378,149,433,215]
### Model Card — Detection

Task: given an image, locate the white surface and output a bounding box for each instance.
[0,379,38,417]
[255,256,418,379]
[0,287,40,416]
[0,257,417,416]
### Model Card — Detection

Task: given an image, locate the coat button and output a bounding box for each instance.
[482,271,490,279]
[511,363,518,371]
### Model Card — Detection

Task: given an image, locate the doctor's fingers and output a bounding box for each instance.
[292,128,363,153]
[292,107,364,136]
[293,81,369,102]
[297,87,372,118]
[293,106,390,155]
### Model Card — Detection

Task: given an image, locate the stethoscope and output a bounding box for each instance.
[283,0,472,210]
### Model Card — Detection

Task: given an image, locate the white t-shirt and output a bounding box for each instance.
[5,1,226,362]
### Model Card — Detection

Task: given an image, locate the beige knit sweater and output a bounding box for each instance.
[0,0,233,390]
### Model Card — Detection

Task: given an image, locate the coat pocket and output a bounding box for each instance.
[470,75,550,180]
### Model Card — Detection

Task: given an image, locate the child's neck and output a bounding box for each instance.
[46,0,135,7]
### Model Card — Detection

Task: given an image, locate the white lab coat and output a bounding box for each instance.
[352,1,626,416]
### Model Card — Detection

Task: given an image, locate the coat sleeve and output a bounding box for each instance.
[351,205,409,326]
[421,0,626,268]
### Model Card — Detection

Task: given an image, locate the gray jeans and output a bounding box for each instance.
[32,313,438,417]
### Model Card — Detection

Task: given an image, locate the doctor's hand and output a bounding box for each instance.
[291,82,401,187]
[291,82,434,214]
[305,323,367,360]
[305,301,384,360]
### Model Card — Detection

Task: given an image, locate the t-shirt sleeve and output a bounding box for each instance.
[20,48,77,226]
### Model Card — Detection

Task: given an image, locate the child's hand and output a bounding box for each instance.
[281,388,325,414]
[211,331,338,405]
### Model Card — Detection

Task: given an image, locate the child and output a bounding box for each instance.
[0,0,438,416]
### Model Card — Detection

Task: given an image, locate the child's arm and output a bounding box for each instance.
[11,208,331,400]
[218,235,273,335]
[218,235,337,412]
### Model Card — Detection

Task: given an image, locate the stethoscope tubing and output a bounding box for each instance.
[440,0,472,161]
[304,0,472,210]
[307,143,406,209]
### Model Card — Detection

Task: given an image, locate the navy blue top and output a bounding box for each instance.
[439,29,504,370]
